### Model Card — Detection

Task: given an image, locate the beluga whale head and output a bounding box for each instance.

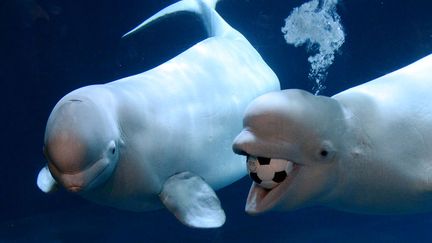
[43,95,120,193]
[233,89,348,214]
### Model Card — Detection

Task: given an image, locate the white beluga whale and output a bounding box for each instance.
[233,54,432,215]
[37,0,280,228]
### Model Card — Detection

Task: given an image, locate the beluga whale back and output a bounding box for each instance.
[37,0,280,228]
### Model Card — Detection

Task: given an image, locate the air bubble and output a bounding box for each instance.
[282,0,345,94]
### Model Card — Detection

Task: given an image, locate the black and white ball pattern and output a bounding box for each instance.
[247,155,292,189]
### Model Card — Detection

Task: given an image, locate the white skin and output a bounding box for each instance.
[233,54,432,215]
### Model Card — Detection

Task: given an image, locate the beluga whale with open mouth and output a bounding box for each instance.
[233,54,432,215]
[36,0,279,228]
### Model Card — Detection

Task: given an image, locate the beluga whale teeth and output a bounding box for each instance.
[234,54,432,217]
[36,0,280,228]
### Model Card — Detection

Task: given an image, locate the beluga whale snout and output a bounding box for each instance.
[37,0,280,228]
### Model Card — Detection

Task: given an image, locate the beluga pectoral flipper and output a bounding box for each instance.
[37,0,280,228]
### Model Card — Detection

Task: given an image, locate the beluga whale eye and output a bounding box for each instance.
[107,140,116,156]
[320,150,329,157]
[317,140,336,162]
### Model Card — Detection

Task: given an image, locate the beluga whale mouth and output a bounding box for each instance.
[244,155,301,214]
[47,154,115,193]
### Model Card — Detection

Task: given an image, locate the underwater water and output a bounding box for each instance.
[2,0,432,242]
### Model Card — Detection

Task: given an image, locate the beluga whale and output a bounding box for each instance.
[233,54,432,215]
[37,0,280,228]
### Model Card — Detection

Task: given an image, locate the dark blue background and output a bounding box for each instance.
[1,0,432,242]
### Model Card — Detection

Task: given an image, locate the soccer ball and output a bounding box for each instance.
[246,155,292,189]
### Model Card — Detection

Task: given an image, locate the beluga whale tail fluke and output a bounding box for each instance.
[123,0,237,39]
[37,0,280,228]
